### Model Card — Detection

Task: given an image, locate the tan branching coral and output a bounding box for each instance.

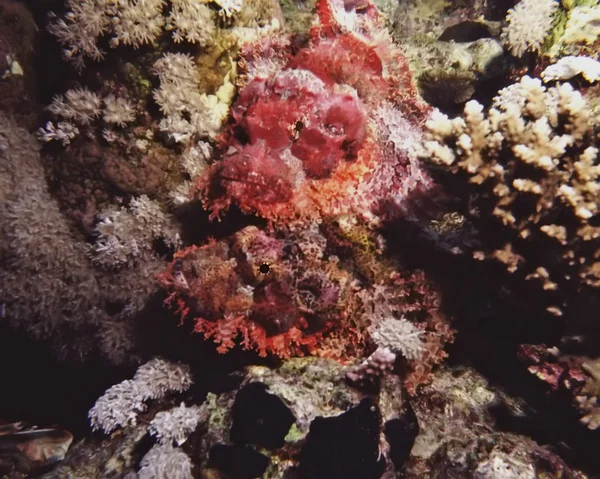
[423,75,600,316]
[575,358,600,430]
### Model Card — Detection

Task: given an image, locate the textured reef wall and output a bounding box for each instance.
[0,0,600,476]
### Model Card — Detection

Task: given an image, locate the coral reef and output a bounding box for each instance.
[427,432,585,478]
[180,357,413,478]
[405,366,586,478]
[1,0,599,476]
[419,43,600,449]
[46,359,587,478]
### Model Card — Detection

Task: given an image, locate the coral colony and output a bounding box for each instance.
[2,0,600,475]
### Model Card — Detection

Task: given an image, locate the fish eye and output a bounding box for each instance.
[258,262,271,274]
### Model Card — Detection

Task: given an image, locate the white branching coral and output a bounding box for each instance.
[48,0,217,70]
[89,358,193,433]
[92,195,179,268]
[149,403,204,445]
[422,75,600,314]
[369,317,425,360]
[152,53,233,142]
[501,0,558,57]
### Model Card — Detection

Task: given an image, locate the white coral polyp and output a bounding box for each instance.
[47,0,218,69]
[501,0,558,57]
[369,316,425,360]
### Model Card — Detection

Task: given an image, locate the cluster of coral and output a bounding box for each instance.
[157,0,455,391]
[423,74,599,318]
[1,0,600,476]
[419,0,600,437]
